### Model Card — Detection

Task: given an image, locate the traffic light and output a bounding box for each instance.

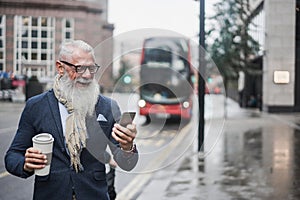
[207,77,212,83]
[123,75,131,84]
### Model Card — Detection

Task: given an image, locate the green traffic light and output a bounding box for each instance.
[123,75,131,84]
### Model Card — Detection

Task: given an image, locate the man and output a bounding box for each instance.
[5,40,138,200]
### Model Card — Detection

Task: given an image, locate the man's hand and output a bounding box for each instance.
[112,123,137,151]
[24,147,47,172]
[109,157,117,168]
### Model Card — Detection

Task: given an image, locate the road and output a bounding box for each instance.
[0,102,34,200]
[0,93,210,200]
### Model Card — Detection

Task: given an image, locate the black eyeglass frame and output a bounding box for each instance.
[59,60,100,74]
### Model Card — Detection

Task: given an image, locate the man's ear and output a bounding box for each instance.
[56,60,64,77]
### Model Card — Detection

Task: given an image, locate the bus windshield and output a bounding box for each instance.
[140,37,193,104]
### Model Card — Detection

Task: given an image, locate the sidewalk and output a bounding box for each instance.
[135,99,300,200]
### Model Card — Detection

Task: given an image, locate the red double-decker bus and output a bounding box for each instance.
[138,36,196,122]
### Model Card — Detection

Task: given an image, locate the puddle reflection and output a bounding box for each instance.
[219,120,298,199]
[163,116,300,200]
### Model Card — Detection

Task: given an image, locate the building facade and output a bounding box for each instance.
[0,0,114,90]
[249,0,299,112]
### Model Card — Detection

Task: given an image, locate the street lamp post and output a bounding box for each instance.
[198,0,205,152]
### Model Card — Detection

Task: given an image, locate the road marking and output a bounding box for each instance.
[116,122,193,200]
[0,171,9,179]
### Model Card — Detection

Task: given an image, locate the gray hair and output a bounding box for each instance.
[58,40,96,61]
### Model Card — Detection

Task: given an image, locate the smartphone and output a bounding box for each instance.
[119,112,136,127]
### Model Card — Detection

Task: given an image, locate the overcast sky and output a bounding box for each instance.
[108,0,217,47]
[108,0,217,40]
[107,0,218,74]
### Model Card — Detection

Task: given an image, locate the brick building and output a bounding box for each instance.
[0,0,115,91]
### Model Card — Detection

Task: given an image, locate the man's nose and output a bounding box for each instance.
[81,68,93,78]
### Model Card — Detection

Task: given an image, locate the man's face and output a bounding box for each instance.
[56,48,100,115]
[57,48,97,89]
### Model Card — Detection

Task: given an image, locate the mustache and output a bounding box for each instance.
[75,78,93,84]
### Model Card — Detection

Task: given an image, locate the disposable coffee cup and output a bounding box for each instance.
[32,133,54,176]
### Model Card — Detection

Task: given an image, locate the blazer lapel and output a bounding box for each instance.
[46,90,66,150]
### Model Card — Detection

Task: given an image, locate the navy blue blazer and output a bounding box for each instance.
[5,90,138,200]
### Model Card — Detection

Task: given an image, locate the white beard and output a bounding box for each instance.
[59,74,100,117]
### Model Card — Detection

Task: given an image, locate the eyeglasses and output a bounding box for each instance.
[60,60,100,74]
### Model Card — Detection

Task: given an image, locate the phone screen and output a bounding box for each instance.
[119,112,136,126]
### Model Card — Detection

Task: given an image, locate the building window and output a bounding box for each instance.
[41,42,47,49]
[22,52,28,60]
[41,17,47,27]
[14,16,55,77]
[22,41,28,48]
[32,17,38,26]
[249,8,265,55]
[32,41,38,49]
[62,18,74,41]
[0,15,6,72]
[32,30,38,37]
[41,31,47,38]
[41,53,47,60]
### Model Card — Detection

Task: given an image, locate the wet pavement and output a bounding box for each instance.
[136,100,300,200]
